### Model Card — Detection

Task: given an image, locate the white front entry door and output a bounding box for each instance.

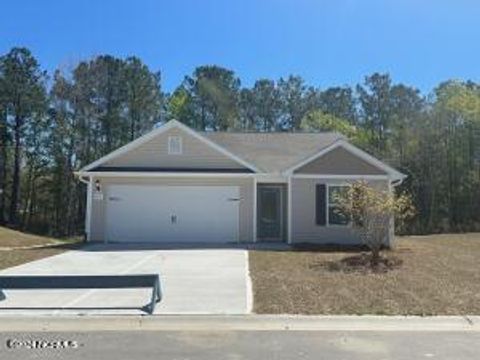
[105,185,239,243]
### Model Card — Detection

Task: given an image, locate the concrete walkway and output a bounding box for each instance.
[0,244,251,315]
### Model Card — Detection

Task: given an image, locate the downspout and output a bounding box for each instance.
[74,172,91,242]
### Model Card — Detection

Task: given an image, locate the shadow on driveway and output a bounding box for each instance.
[71,242,293,252]
[72,242,369,253]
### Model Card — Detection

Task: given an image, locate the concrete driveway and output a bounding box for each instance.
[0,244,252,315]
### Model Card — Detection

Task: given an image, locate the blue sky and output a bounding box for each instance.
[1,0,479,93]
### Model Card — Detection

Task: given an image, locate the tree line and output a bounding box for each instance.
[0,47,479,237]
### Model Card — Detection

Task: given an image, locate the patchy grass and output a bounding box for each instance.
[0,226,67,248]
[249,233,480,315]
[0,226,81,270]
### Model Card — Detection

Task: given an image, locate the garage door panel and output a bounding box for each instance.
[105,185,239,243]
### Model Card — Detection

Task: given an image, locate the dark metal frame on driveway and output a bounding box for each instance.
[0,274,162,314]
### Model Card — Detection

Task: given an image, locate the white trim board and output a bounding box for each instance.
[284,140,406,180]
[80,119,260,173]
[256,174,287,183]
[78,172,391,180]
[76,171,256,178]
[292,174,390,180]
[252,177,257,243]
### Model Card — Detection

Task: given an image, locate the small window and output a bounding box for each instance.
[168,136,182,155]
[327,185,350,226]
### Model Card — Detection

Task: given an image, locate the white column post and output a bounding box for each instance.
[253,176,257,243]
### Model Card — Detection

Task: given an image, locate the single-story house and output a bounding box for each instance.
[76,119,406,245]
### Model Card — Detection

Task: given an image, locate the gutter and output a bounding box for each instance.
[74,171,257,178]
[74,171,90,185]
[390,175,406,187]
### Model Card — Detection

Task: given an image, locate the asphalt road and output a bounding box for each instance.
[0,330,479,360]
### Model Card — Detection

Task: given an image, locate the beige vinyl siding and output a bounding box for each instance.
[291,178,391,245]
[295,147,387,175]
[103,128,246,169]
[89,176,254,243]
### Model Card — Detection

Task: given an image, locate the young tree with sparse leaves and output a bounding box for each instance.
[335,181,415,267]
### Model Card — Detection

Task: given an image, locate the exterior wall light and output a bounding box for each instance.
[95,179,101,192]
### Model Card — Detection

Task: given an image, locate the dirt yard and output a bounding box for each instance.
[249,233,480,315]
[0,226,80,270]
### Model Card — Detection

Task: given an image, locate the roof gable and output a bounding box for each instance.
[294,146,387,175]
[286,140,406,180]
[80,120,259,172]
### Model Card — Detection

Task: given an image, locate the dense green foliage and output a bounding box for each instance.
[0,47,479,237]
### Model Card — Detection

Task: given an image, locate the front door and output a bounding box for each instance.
[257,186,284,241]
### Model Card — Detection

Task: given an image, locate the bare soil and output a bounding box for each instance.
[249,233,480,315]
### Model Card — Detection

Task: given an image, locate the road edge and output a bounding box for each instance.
[0,315,478,332]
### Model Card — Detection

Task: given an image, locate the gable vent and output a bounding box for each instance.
[168,136,183,155]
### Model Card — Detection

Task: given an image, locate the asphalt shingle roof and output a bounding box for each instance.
[201,132,344,173]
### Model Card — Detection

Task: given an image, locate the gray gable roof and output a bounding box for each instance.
[79,120,405,179]
[201,132,344,173]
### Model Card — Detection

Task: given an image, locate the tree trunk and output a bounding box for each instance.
[28,175,37,231]
[200,102,206,130]
[0,108,8,224]
[130,114,135,141]
[370,247,381,268]
[129,111,139,141]
[65,163,76,236]
[9,115,22,226]
[21,163,34,229]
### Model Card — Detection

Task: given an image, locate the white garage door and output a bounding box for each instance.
[105,185,239,243]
